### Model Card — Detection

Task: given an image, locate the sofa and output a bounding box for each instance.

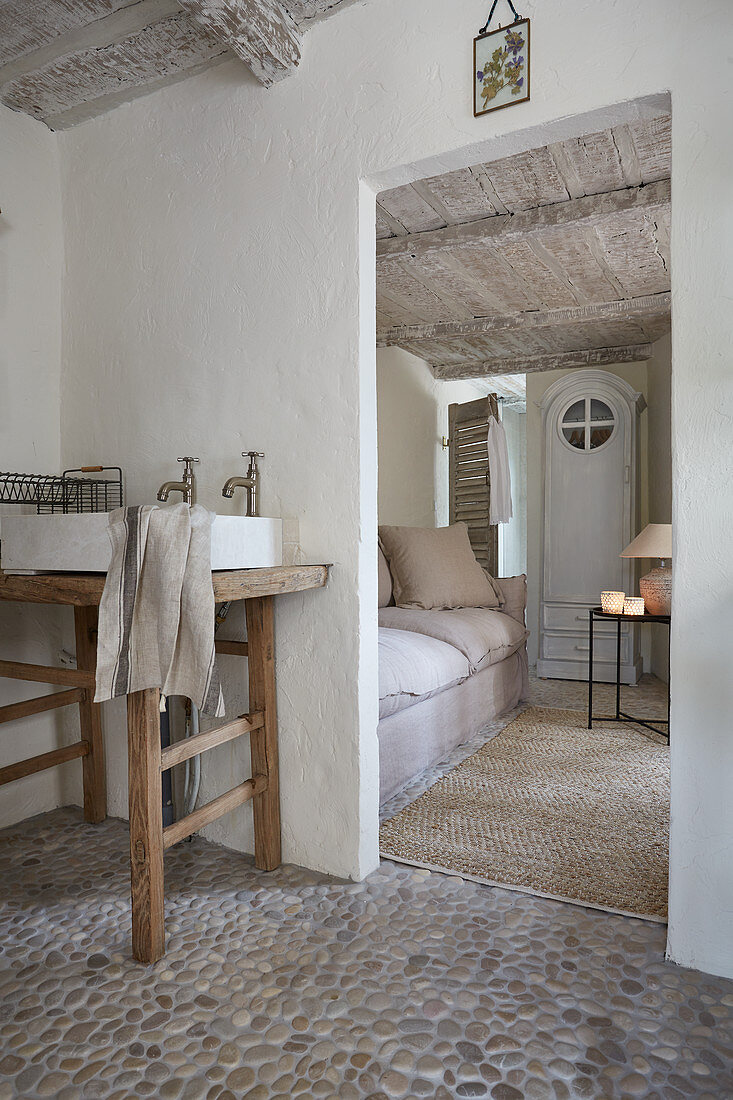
[377,525,529,804]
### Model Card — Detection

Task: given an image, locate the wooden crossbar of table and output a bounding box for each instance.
[0,686,85,725]
[0,564,329,963]
[159,712,264,771]
[0,604,105,827]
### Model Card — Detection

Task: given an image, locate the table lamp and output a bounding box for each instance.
[620,523,672,615]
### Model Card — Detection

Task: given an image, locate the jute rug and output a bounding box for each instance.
[380,706,670,921]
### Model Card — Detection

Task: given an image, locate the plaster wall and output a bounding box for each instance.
[0,106,70,826]
[646,334,673,682]
[50,0,733,975]
[377,346,484,528]
[526,363,651,671]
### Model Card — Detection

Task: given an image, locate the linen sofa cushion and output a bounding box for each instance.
[378,523,501,610]
[378,627,470,719]
[378,606,528,674]
[378,545,394,608]
[494,575,527,625]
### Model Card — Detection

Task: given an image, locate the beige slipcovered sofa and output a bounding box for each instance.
[378,532,529,803]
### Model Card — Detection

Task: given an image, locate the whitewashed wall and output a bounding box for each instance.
[377,346,483,528]
[0,106,69,826]
[647,335,672,681]
[8,0,726,977]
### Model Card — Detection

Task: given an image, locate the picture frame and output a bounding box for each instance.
[474,18,530,117]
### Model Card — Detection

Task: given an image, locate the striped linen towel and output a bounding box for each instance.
[95,502,224,717]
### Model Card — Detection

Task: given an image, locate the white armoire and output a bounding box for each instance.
[536,370,645,684]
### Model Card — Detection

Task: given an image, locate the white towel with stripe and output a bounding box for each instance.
[94,502,224,717]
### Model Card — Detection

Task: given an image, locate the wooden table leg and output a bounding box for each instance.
[74,605,106,823]
[245,595,281,871]
[127,687,165,964]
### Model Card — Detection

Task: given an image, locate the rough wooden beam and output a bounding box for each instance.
[547,141,586,199]
[1,13,228,127]
[377,292,671,346]
[433,344,653,381]
[0,0,149,68]
[45,58,228,131]
[612,123,643,188]
[376,202,409,237]
[0,0,354,129]
[178,0,300,85]
[0,0,182,88]
[376,180,671,263]
[284,0,357,19]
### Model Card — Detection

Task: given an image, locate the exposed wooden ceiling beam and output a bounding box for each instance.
[178,0,300,85]
[0,0,182,88]
[433,344,653,380]
[285,0,358,19]
[377,292,671,347]
[1,13,229,128]
[376,180,671,263]
[0,0,356,127]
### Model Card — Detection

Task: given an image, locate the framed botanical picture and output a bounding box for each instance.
[474,18,530,117]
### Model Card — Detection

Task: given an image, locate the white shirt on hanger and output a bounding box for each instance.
[487,415,513,525]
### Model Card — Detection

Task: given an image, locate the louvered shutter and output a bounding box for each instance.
[448,394,500,575]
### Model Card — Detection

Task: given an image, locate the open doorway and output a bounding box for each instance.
[375,108,672,923]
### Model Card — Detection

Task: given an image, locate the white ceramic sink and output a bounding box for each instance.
[0,512,282,574]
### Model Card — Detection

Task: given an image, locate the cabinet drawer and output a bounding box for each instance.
[543,604,632,635]
[541,631,631,665]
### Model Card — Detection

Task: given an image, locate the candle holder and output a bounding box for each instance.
[601,591,625,614]
[624,596,645,616]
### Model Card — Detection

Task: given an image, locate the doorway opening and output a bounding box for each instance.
[373,101,672,923]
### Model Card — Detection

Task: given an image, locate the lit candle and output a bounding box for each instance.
[601,591,625,614]
[624,596,645,616]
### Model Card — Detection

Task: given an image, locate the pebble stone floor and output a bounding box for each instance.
[2,679,733,1100]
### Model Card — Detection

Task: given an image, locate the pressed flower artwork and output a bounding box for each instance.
[474,19,530,116]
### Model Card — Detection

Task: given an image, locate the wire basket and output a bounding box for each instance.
[0,467,124,514]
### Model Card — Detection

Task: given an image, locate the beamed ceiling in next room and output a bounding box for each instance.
[376,112,671,382]
[0,0,357,129]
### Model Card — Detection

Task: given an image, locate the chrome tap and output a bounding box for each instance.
[222,451,263,517]
[157,457,199,506]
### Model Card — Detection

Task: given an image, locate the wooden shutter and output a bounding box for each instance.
[448,394,500,575]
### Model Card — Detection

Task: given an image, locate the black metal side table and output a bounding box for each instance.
[587,607,670,741]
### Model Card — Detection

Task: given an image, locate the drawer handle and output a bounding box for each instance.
[574,645,589,652]
[575,615,585,622]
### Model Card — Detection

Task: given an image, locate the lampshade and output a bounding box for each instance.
[620,523,672,560]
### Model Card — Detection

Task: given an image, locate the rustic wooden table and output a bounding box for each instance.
[0,565,329,963]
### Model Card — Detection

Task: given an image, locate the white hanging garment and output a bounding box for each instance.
[487,415,513,525]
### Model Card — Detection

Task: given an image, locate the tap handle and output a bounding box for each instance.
[177,456,200,470]
[242,451,264,459]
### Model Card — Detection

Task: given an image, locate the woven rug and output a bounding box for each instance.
[380,706,670,921]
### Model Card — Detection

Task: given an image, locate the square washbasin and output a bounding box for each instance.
[0,512,282,573]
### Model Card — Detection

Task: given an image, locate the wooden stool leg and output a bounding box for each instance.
[245,595,281,871]
[74,605,106,823]
[127,688,165,964]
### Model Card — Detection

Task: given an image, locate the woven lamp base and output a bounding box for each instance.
[639,566,672,615]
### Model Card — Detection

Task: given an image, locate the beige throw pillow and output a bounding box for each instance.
[378,523,501,610]
[378,545,394,608]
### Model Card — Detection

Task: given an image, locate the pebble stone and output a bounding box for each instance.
[1,677,732,1099]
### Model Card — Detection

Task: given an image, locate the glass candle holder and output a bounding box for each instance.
[624,596,645,616]
[601,591,625,614]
